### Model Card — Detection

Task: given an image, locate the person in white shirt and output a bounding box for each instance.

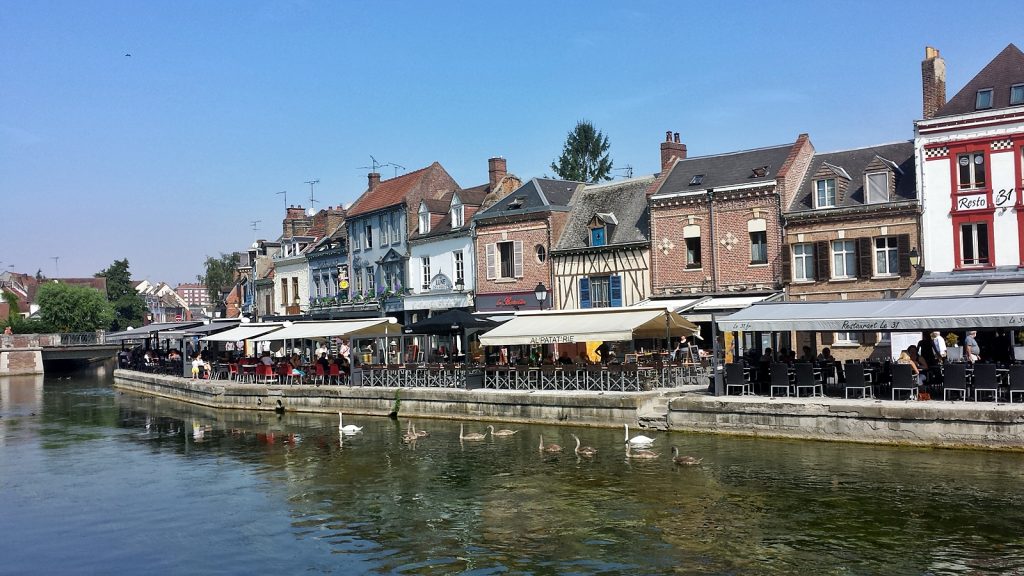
[931,331,947,363]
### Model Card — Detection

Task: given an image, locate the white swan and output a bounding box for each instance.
[487,425,518,437]
[338,412,362,435]
[624,424,655,447]
[572,434,597,457]
[625,441,658,460]
[459,423,487,441]
[402,421,419,443]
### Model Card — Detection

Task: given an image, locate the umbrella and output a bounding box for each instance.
[402,309,497,335]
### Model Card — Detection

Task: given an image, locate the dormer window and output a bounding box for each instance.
[751,165,769,178]
[451,204,464,228]
[815,178,836,208]
[976,88,993,110]
[865,172,889,204]
[590,227,606,247]
[689,174,704,186]
[1011,84,1024,106]
[418,204,430,234]
[506,196,525,210]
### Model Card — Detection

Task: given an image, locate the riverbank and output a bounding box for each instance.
[112,369,1024,449]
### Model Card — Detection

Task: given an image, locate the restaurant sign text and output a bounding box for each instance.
[530,335,576,344]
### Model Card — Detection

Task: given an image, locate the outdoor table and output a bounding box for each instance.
[240,364,257,383]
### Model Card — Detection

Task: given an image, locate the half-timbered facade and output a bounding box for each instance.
[551,176,655,310]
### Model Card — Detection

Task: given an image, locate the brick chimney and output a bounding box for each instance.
[285,205,306,220]
[660,130,687,171]
[368,172,381,191]
[488,157,507,190]
[922,46,946,120]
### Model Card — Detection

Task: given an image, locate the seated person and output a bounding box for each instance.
[557,352,574,365]
[816,347,834,363]
[260,353,274,366]
[316,353,331,373]
[897,350,924,385]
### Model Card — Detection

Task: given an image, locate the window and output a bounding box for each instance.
[976,88,993,110]
[960,222,990,266]
[750,231,767,264]
[280,278,289,306]
[1012,84,1024,106]
[421,256,431,289]
[380,215,389,246]
[365,266,375,294]
[419,209,430,234]
[292,277,299,305]
[874,237,899,276]
[958,152,986,190]
[499,242,514,278]
[535,244,546,263]
[454,251,464,284]
[353,266,363,294]
[684,224,701,269]
[364,223,373,249]
[792,243,815,281]
[391,212,401,244]
[589,276,611,308]
[590,227,606,247]
[580,275,622,309]
[451,204,464,228]
[865,172,888,203]
[486,240,523,279]
[815,178,836,208]
[832,240,856,279]
[689,174,704,186]
[834,332,857,344]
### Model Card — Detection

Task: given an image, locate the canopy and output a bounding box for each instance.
[163,321,239,339]
[716,294,1024,332]
[252,318,401,341]
[106,321,204,342]
[201,323,284,342]
[403,309,497,335]
[478,307,698,346]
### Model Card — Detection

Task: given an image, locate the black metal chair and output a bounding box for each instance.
[844,363,871,399]
[973,363,999,402]
[942,363,968,401]
[794,363,823,397]
[770,363,792,398]
[1008,365,1024,403]
[725,363,750,395]
[891,364,918,401]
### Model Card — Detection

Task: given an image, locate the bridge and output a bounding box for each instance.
[1,332,119,376]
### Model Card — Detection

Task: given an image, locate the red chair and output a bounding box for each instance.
[257,363,278,384]
[314,364,326,386]
[228,363,239,381]
[278,363,297,385]
[328,364,341,385]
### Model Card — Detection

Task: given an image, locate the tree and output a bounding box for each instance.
[36,282,114,332]
[200,253,240,312]
[96,259,147,330]
[550,120,613,183]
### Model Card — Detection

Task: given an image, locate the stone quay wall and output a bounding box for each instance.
[0,334,52,376]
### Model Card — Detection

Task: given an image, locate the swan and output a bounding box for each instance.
[459,423,487,441]
[539,434,562,453]
[338,412,363,435]
[624,441,658,460]
[402,421,419,443]
[624,424,655,447]
[414,424,429,438]
[487,425,518,437]
[572,434,597,457]
[671,446,702,466]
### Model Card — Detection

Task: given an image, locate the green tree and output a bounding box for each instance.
[37,282,114,332]
[96,259,147,330]
[550,120,613,183]
[200,253,240,312]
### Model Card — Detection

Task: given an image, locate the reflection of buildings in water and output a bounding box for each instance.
[0,374,44,448]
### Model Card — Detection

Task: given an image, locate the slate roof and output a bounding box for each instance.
[651,144,794,199]
[473,178,584,221]
[934,44,1024,118]
[421,195,451,214]
[456,184,490,205]
[346,162,456,217]
[786,141,916,213]
[410,192,471,242]
[553,176,656,251]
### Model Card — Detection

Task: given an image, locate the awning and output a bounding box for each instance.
[717,294,1024,332]
[910,282,1024,298]
[201,323,284,342]
[106,321,204,341]
[252,318,402,341]
[163,321,240,339]
[630,297,704,312]
[478,307,698,346]
[684,294,779,322]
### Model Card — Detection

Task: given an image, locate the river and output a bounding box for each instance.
[2,364,1024,575]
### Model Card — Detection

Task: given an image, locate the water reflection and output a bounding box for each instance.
[2,367,1024,575]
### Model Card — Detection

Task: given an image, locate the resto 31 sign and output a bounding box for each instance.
[956,194,987,211]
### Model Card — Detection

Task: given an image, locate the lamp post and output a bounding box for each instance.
[455,277,465,293]
[909,247,923,275]
[534,282,548,311]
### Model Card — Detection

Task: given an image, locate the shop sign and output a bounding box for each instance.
[530,335,576,344]
[496,296,528,307]
[429,273,453,291]
[956,194,987,211]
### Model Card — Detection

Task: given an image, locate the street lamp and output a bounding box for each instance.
[909,247,923,272]
[534,282,548,310]
[455,276,465,293]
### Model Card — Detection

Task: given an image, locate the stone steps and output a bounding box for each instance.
[636,397,671,431]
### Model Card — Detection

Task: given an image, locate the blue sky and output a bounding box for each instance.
[1,1,1019,285]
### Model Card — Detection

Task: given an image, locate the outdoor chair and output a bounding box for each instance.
[385,364,405,387]
[328,363,341,385]
[606,364,625,391]
[891,364,917,401]
[725,363,750,395]
[794,363,823,397]
[770,363,792,398]
[844,363,872,399]
[1008,365,1024,403]
[313,364,326,386]
[972,363,999,402]
[228,363,239,381]
[277,363,298,385]
[942,363,968,401]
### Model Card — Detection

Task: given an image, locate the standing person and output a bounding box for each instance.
[596,341,610,364]
[964,330,981,363]
[672,340,686,362]
[917,336,937,368]
[339,339,351,361]
[931,331,947,364]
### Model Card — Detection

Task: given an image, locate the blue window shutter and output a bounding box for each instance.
[610,275,622,307]
[580,277,591,309]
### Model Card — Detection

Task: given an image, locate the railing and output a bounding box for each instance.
[55,332,105,346]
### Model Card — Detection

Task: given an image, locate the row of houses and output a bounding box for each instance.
[225,44,1024,359]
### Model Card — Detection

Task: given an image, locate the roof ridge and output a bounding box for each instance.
[816,140,913,155]
[675,142,793,162]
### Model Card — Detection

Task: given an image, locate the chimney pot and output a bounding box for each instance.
[368,172,381,191]
[674,132,680,143]
[488,156,507,190]
[665,130,672,142]
[660,130,687,171]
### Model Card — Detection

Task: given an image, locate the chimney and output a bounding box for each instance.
[368,172,381,191]
[285,205,306,220]
[660,130,687,171]
[922,46,946,120]
[488,157,507,190]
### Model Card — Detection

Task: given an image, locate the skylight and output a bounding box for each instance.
[751,165,770,178]
[689,175,704,186]
[976,88,993,110]
[1011,84,1024,106]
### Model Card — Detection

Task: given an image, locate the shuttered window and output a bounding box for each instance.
[580,277,591,308]
[485,244,496,280]
[609,275,622,307]
[512,240,524,278]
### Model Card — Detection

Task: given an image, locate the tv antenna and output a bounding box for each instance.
[304,179,319,209]
[383,162,405,178]
[614,165,634,179]
[250,219,262,240]
[276,190,287,209]
[51,256,60,277]
[358,155,386,173]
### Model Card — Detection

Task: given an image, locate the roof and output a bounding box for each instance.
[456,184,490,205]
[553,176,656,250]
[786,141,917,213]
[421,194,452,213]
[473,178,584,221]
[935,44,1024,118]
[651,143,794,199]
[478,306,697,346]
[347,162,458,218]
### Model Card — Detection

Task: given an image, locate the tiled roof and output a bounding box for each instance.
[421,194,451,214]
[457,184,490,205]
[787,141,916,213]
[651,143,794,198]
[934,44,1024,118]
[473,178,584,221]
[347,162,457,217]
[554,176,656,251]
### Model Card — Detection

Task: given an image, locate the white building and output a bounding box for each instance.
[272,235,314,316]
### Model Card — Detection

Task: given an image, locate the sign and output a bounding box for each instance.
[429,273,453,291]
[956,194,988,211]
[496,296,528,307]
[994,187,1016,207]
[340,280,349,289]
[530,335,576,344]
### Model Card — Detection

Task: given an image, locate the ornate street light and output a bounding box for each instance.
[909,247,922,271]
[534,282,548,310]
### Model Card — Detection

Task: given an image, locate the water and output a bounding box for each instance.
[3,365,1024,575]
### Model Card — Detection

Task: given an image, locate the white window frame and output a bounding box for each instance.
[363,223,373,249]
[865,172,888,204]
[418,207,430,234]
[380,215,389,246]
[831,239,856,279]
[957,152,986,190]
[834,331,857,344]
[421,256,431,289]
[960,222,990,267]
[1012,84,1024,106]
[874,236,899,276]
[815,178,836,208]
[454,250,464,284]
[589,276,611,308]
[683,224,701,269]
[792,243,814,282]
[451,203,464,228]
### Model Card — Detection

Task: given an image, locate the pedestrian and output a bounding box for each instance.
[931,331,947,363]
[597,341,610,364]
[964,330,981,363]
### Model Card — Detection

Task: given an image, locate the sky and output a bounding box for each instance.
[1,1,1020,286]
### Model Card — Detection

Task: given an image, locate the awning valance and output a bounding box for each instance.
[163,321,240,339]
[478,307,698,346]
[201,323,284,342]
[252,318,402,341]
[717,294,1024,332]
[106,321,204,341]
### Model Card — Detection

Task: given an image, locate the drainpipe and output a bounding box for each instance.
[707,189,718,292]
[547,216,554,310]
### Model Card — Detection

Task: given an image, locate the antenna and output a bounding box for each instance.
[276,190,287,209]
[357,155,385,173]
[304,179,319,209]
[383,162,405,178]
[51,256,60,277]
[250,219,262,241]
[614,165,634,179]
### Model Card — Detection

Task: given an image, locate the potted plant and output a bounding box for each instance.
[945,332,962,361]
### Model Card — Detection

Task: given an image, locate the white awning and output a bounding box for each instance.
[201,323,284,342]
[911,282,1024,298]
[251,318,402,341]
[684,294,779,322]
[106,321,204,341]
[478,307,698,346]
[717,294,1024,332]
[630,297,704,312]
